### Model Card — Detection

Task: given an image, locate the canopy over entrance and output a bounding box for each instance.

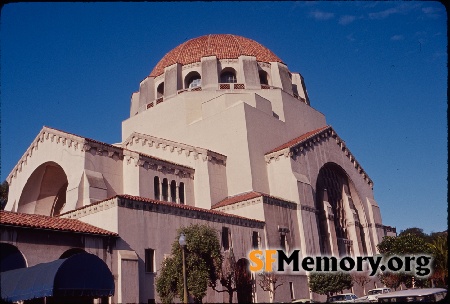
[1,253,114,302]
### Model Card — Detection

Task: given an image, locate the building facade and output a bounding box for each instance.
[3,34,391,303]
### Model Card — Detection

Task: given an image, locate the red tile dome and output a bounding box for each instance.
[150,34,283,77]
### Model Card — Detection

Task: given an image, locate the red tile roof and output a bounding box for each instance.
[212,191,292,209]
[116,194,264,223]
[267,125,331,154]
[150,34,283,77]
[59,194,265,224]
[0,211,117,236]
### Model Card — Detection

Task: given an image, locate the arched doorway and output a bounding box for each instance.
[60,248,86,259]
[0,243,27,272]
[18,162,68,216]
[315,163,367,256]
[236,258,253,303]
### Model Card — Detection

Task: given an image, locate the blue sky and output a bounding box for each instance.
[1,2,447,234]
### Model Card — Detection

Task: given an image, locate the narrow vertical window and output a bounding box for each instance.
[179,182,185,204]
[154,176,160,200]
[222,227,230,251]
[162,178,168,201]
[289,282,295,300]
[170,180,177,203]
[145,249,155,272]
[280,234,287,251]
[157,82,164,98]
[252,231,259,249]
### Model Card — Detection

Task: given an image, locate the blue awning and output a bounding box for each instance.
[1,253,114,302]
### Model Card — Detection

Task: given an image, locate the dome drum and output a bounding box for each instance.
[130,35,310,116]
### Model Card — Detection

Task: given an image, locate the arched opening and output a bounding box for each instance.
[170,180,177,203]
[1,253,114,303]
[220,68,237,83]
[236,258,253,303]
[315,163,366,256]
[157,82,164,98]
[154,176,160,200]
[59,248,86,259]
[162,178,168,201]
[258,70,269,85]
[179,182,185,204]
[18,162,68,217]
[185,71,202,89]
[0,243,27,272]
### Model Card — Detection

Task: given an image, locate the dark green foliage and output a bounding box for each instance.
[308,272,353,300]
[377,229,448,288]
[0,181,8,210]
[155,224,222,304]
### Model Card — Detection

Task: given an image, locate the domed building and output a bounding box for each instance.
[2,34,393,303]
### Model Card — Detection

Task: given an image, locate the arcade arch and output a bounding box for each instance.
[17,162,68,217]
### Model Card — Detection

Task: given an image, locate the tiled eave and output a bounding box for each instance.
[0,211,118,236]
[123,132,227,165]
[60,195,265,229]
[212,191,297,211]
[7,127,194,185]
[264,126,374,188]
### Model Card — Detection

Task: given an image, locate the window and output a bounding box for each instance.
[252,231,259,249]
[170,180,177,203]
[222,227,231,250]
[259,70,269,85]
[162,178,168,201]
[279,227,290,251]
[179,182,185,204]
[185,71,202,89]
[145,249,155,272]
[154,176,160,200]
[157,82,164,98]
[220,70,237,83]
[280,234,287,251]
[289,282,295,300]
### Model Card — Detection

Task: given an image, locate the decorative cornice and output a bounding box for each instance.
[7,127,195,185]
[265,126,373,188]
[300,205,319,214]
[123,149,194,179]
[123,132,227,166]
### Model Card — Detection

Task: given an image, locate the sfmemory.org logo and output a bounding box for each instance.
[248,249,433,277]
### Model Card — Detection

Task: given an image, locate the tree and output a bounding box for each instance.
[399,227,429,241]
[258,271,285,303]
[0,181,8,210]
[428,234,448,287]
[377,232,433,288]
[378,272,401,290]
[211,248,237,303]
[308,272,353,301]
[156,224,222,304]
[351,272,371,294]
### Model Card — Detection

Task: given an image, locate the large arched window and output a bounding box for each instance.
[157,82,165,98]
[154,176,160,200]
[259,70,269,85]
[185,71,202,89]
[179,182,185,204]
[315,163,367,256]
[220,69,237,83]
[170,180,177,203]
[162,178,169,201]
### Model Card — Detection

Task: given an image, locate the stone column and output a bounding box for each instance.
[201,56,219,90]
